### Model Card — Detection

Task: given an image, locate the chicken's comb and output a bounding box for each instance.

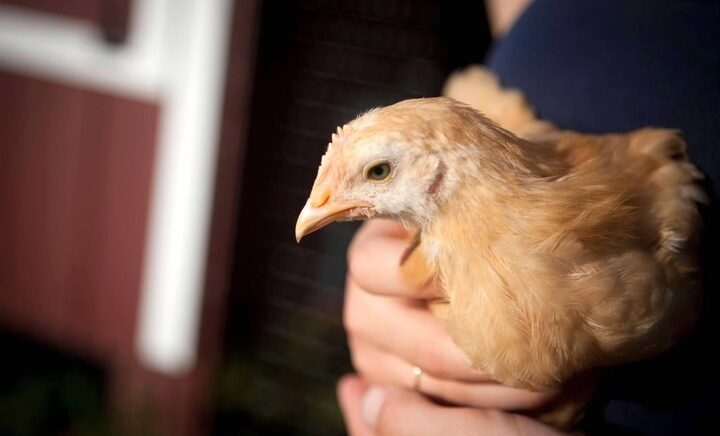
[330,124,352,146]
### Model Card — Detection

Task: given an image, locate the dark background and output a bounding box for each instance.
[214,1,490,434]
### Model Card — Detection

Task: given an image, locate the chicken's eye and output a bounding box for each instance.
[366,162,391,181]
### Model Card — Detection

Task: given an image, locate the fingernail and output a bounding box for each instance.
[361,386,386,428]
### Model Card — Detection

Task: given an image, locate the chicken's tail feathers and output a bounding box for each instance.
[442,65,554,137]
[629,129,706,283]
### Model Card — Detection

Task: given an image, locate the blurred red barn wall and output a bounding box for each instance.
[0,71,157,361]
[0,0,257,434]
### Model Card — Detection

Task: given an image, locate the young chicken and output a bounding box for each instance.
[295,85,704,401]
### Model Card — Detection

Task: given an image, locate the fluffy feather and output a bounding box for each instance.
[436,68,705,390]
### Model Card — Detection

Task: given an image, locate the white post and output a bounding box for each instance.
[136,0,235,375]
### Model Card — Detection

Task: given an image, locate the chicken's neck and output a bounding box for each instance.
[419,132,567,272]
[422,177,514,258]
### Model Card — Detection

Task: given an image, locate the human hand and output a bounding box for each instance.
[344,219,560,410]
[337,374,568,436]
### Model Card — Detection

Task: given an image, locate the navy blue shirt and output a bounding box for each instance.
[489,0,720,196]
[487,1,720,434]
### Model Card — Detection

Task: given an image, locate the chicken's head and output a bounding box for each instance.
[295,97,478,241]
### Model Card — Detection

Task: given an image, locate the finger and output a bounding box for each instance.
[354,219,408,239]
[345,278,491,382]
[337,374,376,436]
[348,220,442,299]
[363,385,567,436]
[350,339,559,411]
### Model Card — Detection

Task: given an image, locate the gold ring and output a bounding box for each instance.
[412,366,423,392]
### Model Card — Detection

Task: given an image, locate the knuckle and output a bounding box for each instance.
[348,349,372,377]
[342,304,358,335]
[349,351,365,374]
[346,249,369,287]
[341,282,360,334]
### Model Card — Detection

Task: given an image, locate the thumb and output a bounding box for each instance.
[362,384,566,436]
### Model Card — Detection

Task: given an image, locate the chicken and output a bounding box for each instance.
[295,69,705,426]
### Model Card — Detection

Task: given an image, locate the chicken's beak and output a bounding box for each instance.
[295,192,371,242]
